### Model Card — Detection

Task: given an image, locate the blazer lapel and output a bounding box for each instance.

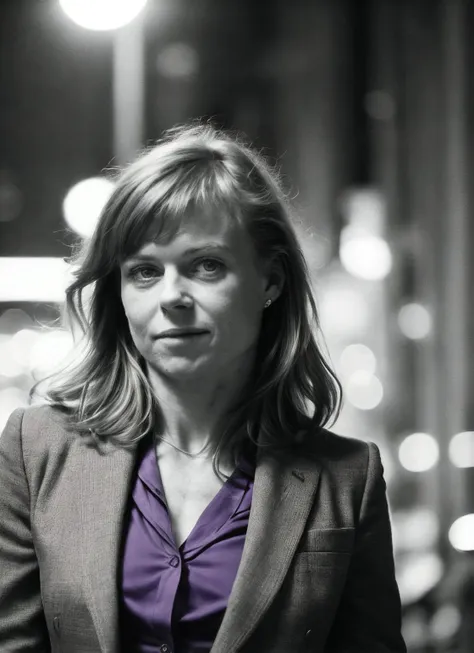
[79,438,321,653]
[79,440,139,653]
[210,446,322,653]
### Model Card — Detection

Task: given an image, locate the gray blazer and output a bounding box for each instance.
[0,405,406,653]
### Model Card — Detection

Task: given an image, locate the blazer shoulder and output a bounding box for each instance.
[300,426,380,487]
[311,427,371,462]
[10,403,76,454]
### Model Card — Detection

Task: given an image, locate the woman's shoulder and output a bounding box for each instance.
[4,402,76,454]
[317,427,372,455]
[299,425,379,476]
[21,401,71,428]
[283,427,384,507]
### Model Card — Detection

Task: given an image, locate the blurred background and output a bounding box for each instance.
[1,0,474,650]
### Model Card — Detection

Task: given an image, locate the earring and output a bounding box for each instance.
[264,299,272,308]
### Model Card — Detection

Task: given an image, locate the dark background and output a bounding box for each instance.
[1,1,474,650]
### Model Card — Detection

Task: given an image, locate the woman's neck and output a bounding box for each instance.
[147,368,250,455]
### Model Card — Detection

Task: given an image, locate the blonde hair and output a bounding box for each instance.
[31,122,342,479]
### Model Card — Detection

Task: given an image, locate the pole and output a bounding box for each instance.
[112,13,146,165]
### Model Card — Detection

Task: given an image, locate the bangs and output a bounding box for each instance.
[108,157,248,264]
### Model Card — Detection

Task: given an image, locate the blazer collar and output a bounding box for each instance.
[210,446,321,653]
[79,438,322,653]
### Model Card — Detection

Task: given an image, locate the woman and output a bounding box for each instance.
[0,123,406,653]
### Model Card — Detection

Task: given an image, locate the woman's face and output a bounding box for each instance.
[120,212,277,383]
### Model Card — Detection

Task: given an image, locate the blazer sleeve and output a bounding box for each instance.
[0,408,51,652]
[325,441,406,653]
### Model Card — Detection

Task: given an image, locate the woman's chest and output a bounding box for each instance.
[158,461,229,548]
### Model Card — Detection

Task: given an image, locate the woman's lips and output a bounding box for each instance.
[156,329,209,339]
[155,331,210,345]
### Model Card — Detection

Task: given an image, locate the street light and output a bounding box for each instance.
[59,0,148,167]
[59,0,148,32]
[63,177,115,238]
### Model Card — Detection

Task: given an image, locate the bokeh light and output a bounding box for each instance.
[398,433,439,472]
[0,308,33,333]
[448,513,474,551]
[449,430,474,468]
[397,552,444,605]
[10,329,41,369]
[319,287,370,337]
[398,303,432,340]
[402,608,429,650]
[345,370,384,410]
[392,508,440,553]
[156,43,199,78]
[429,604,462,643]
[338,343,377,378]
[364,90,396,121]
[0,258,73,302]
[62,177,114,238]
[59,0,148,31]
[339,188,386,234]
[0,328,75,380]
[340,227,393,280]
[30,330,74,375]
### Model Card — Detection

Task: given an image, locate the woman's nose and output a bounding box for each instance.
[158,269,192,309]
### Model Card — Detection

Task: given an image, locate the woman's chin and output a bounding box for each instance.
[149,357,210,381]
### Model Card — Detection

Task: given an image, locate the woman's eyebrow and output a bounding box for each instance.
[124,243,232,263]
[183,243,232,255]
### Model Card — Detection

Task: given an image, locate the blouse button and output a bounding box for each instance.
[160,645,171,653]
[305,629,312,637]
[169,555,180,567]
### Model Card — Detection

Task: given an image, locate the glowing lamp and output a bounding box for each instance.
[62,177,114,238]
[398,433,439,472]
[59,0,148,31]
[449,514,474,551]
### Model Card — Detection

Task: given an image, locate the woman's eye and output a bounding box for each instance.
[195,259,224,275]
[126,259,224,284]
[128,266,158,282]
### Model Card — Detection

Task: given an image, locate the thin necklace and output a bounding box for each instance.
[154,433,212,459]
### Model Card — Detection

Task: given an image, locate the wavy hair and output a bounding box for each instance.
[31,121,342,479]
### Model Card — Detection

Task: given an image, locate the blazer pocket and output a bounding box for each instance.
[297,527,355,553]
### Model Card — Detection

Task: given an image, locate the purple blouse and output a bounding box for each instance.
[119,436,255,653]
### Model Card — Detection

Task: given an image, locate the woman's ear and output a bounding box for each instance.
[263,257,285,303]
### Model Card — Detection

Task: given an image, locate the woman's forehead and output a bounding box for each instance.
[128,210,250,259]
[145,207,237,241]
